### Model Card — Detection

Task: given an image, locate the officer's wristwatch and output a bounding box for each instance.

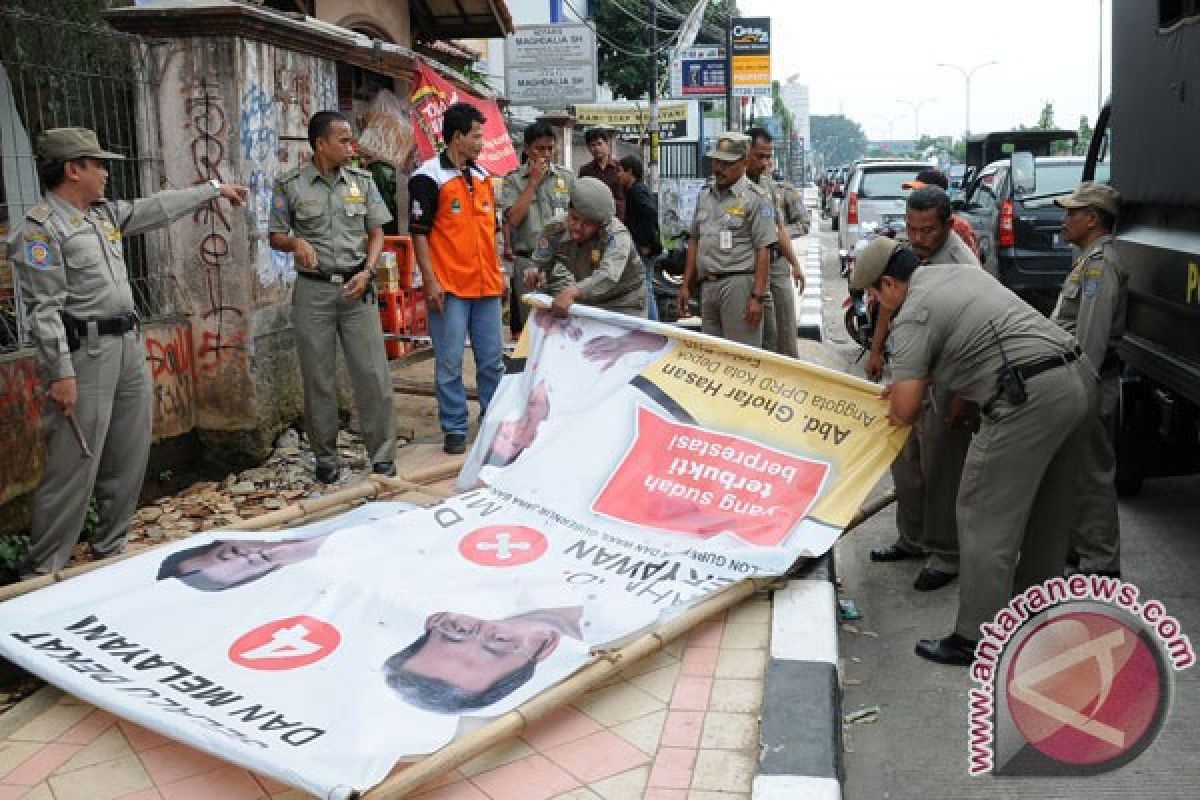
[208,178,221,192]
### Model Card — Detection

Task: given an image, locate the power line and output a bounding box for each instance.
[606,0,679,34]
[561,0,682,58]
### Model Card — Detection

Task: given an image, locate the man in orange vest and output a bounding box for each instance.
[408,103,506,455]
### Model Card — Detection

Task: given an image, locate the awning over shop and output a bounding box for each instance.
[411,0,514,41]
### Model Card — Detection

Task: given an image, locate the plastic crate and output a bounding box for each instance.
[380,235,415,291]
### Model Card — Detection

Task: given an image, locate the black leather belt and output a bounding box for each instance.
[513,250,534,259]
[1100,350,1120,374]
[702,270,755,282]
[1014,346,1081,383]
[296,261,367,285]
[61,311,139,352]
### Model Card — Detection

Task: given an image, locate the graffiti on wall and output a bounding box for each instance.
[0,358,44,504]
[144,325,196,438]
[240,78,294,290]
[185,74,249,382]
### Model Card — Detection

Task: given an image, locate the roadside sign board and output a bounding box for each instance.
[730,17,771,98]
[575,103,689,139]
[669,46,727,98]
[505,24,597,107]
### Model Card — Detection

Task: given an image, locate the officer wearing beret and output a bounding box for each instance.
[1052,182,1126,577]
[678,132,778,347]
[270,110,397,483]
[14,127,247,577]
[525,176,646,317]
[500,121,574,333]
[851,237,1097,665]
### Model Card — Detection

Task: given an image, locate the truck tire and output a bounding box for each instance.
[1114,378,1145,497]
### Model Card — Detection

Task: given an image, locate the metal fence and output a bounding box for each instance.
[0,3,166,355]
[659,141,704,179]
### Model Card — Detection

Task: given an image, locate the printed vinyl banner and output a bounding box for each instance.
[410,63,519,175]
[0,306,905,798]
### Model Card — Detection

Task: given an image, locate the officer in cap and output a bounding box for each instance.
[851,236,1097,665]
[1052,181,1126,577]
[678,132,778,346]
[14,127,247,577]
[525,176,646,317]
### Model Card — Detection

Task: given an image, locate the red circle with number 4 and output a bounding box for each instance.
[458,526,548,567]
[229,615,341,671]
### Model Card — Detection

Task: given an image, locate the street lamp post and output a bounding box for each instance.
[937,60,999,137]
[897,98,934,141]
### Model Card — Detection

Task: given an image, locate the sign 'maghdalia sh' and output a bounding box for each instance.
[0,303,906,798]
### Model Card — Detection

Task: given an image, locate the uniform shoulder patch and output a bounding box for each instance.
[26,202,52,224]
[23,237,54,270]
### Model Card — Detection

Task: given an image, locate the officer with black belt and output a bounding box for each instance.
[1052,182,1126,577]
[269,110,397,484]
[14,127,247,577]
[677,132,777,347]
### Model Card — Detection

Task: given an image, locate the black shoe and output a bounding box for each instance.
[372,461,397,477]
[1065,565,1122,580]
[315,464,341,484]
[870,544,923,563]
[444,433,467,455]
[913,568,957,592]
[915,633,978,666]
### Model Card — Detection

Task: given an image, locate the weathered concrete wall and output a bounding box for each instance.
[0,354,42,508]
[318,0,412,45]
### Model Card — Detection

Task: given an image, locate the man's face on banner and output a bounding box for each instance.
[175,539,322,587]
[403,611,560,693]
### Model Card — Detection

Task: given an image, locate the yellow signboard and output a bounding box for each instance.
[574,103,689,126]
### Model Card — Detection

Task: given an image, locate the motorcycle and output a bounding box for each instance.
[651,234,697,323]
[841,220,903,350]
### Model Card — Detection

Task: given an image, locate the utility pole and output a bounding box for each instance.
[724,17,734,130]
[897,98,934,141]
[937,60,999,137]
[649,0,659,191]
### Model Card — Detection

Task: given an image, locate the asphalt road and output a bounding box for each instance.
[812,218,1200,800]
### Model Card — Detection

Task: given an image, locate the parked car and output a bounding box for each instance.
[822,166,848,223]
[946,163,967,201]
[836,160,931,255]
[957,155,1110,314]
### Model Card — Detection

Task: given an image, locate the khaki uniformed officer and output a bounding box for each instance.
[851,236,1097,666]
[269,110,397,484]
[1052,182,1126,577]
[868,186,979,593]
[14,127,247,576]
[525,177,645,317]
[501,121,574,333]
[745,127,804,358]
[678,132,778,347]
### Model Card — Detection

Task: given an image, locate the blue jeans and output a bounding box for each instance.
[428,294,505,435]
[643,256,659,321]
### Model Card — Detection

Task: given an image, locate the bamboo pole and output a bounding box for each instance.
[362,575,774,799]
[840,488,897,537]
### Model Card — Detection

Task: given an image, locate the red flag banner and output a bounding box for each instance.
[410,63,519,175]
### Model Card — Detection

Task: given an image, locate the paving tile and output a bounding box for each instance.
[686,617,726,650]
[411,780,489,800]
[8,705,93,743]
[0,786,31,800]
[252,773,292,795]
[115,722,172,753]
[0,742,44,778]
[687,791,749,800]
[680,647,720,677]
[550,788,602,799]
[56,710,117,745]
[54,726,134,773]
[713,649,767,680]
[115,791,165,800]
[610,710,666,756]
[690,749,755,793]
[669,676,713,711]
[719,622,768,651]
[21,785,55,800]
[617,651,679,680]
[699,713,758,751]
[2,742,84,785]
[660,711,705,749]
[643,790,687,800]
[521,707,604,751]
[572,682,664,728]
[468,754,578,800]
[663,639,686,658]
[627,664,682,703]
[707,680,762,714]
[543,730,649,783]
[263,791,311,800]
[588,764,649,800]
[136,742,226,785]
[157,765,265,800]
[647,747,696,789]
[47,754,155,800]
[725,599,770,629]
[458,737,535,777]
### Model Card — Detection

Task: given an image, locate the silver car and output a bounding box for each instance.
[837,160,933,254]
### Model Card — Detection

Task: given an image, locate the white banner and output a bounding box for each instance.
[0,307,906,797]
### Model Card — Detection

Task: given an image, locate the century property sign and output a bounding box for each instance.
[669,46,727,99]
[504,23,598,107]
[730,17,771,98]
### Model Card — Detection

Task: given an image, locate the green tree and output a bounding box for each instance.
[770,80,795,137]
[811,115,867,166]
[1076,114,1094,156]
[590,0,736,101]
[1035,101,1057,130]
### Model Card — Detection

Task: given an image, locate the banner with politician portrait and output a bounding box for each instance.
[0,304,904,799]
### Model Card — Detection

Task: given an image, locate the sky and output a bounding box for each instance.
[738,0,1112,140]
